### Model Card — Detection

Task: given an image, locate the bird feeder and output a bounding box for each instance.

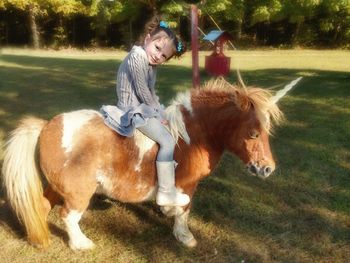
[204,30,232,77]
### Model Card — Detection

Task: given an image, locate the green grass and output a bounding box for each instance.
[0,48,349,263]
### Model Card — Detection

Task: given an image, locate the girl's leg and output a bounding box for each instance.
[137,117,175,162]
[137,117,190,206]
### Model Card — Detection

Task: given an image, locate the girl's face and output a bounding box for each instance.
[144,34,174,65]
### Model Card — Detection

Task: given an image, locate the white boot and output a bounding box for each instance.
[156,161,190,206]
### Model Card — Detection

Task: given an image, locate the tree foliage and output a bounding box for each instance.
[319,0,350,43]
[0,0,349,48]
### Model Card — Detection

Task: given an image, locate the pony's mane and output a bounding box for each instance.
[199,78,283,132]
[166,78,283,144]
[166,91,192,144]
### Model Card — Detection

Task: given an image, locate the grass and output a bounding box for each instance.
[0,48,349,262]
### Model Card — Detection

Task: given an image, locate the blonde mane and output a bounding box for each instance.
[166,91,192,144]
[166,78,283,144]
[200,78,283,132]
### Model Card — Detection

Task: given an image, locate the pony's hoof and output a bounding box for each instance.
[175,231,198,248]
[184,238,197,248]
[69,237,95,250]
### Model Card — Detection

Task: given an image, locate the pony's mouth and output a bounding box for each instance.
[247,162,273,179]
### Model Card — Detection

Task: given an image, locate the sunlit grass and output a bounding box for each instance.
[3,48,350,72]
[0,48,349,262]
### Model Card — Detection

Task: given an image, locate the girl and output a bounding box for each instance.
[101,18,190,207]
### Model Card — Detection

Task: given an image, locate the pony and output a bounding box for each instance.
[1,77,301,250]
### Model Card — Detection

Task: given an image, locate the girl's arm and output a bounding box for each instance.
[149,69,161,107]
[127,52,159,108]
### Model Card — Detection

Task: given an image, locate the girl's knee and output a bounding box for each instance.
[162,134,175,148]
[156,131,175,162]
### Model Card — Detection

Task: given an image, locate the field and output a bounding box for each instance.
[0,48,349,262]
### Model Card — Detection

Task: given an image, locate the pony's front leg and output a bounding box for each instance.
[61,207,95,250]
[161,206,197,247]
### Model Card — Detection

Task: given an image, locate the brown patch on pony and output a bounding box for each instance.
[40,114,158,208]
[39,115,66,176]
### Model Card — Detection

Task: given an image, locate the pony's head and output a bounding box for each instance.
[197,78,289,179]
[227,85,283,179]
[167,77,301,179]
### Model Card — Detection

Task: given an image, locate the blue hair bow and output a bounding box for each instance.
[177,41,183,52]
[159,21,169,29]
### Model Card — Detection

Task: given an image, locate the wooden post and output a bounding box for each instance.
[191,5,200,89]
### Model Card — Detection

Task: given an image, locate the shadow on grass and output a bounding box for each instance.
[0,53,349,261]
[87,196,265,262]
[187,70,350,260]
[0,54,192,133]
[0,201,24,238]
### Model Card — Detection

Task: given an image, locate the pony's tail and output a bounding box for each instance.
[2,117,50,248]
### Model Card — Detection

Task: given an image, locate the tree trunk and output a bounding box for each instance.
[2,20,9,46]
[333,24,341,44]
[236,20,242,40]
[292,20,302,47]
[28,4,40,49]
[6,21,9,45]
[129,19,133,49]
[72,17,76,46]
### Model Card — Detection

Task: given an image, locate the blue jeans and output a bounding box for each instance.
[136,116,175,162]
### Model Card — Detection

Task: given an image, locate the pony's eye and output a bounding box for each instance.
[249,130,260,139]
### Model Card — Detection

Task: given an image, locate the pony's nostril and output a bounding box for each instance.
[249,165,258,175]
[264,166,272,176]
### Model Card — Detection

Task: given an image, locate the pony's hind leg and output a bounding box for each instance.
[59,176,97,250]
[41,186,63,231]
[44,186,62,210]
[61,207,95,250]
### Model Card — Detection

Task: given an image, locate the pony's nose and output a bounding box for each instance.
[263,166,273,177]
[247,163,274,178]
[248,164,258,175]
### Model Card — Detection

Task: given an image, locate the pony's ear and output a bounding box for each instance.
[237,94,251,111]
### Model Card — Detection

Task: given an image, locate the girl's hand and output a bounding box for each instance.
[161,119,168,125]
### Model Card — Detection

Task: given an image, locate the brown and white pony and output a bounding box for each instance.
[1,78,300,250]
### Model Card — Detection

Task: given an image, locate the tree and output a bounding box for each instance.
[249,0,282,25]
[4,0,49,48]
[282,0,321,45]
[1,0,348,48]
[0,0,6,9]
[47,0,87,46]
[244,0,284,44]
[318,0,350,45]
[200,0,246,40]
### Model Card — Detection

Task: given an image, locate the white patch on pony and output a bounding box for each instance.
[95,169,114,196]
[166,91,192,144]
[62,110,100,153]
[133,129,156,172]
[63,210,95,250]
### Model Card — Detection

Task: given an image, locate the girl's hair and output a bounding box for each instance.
[138,16,186,59]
